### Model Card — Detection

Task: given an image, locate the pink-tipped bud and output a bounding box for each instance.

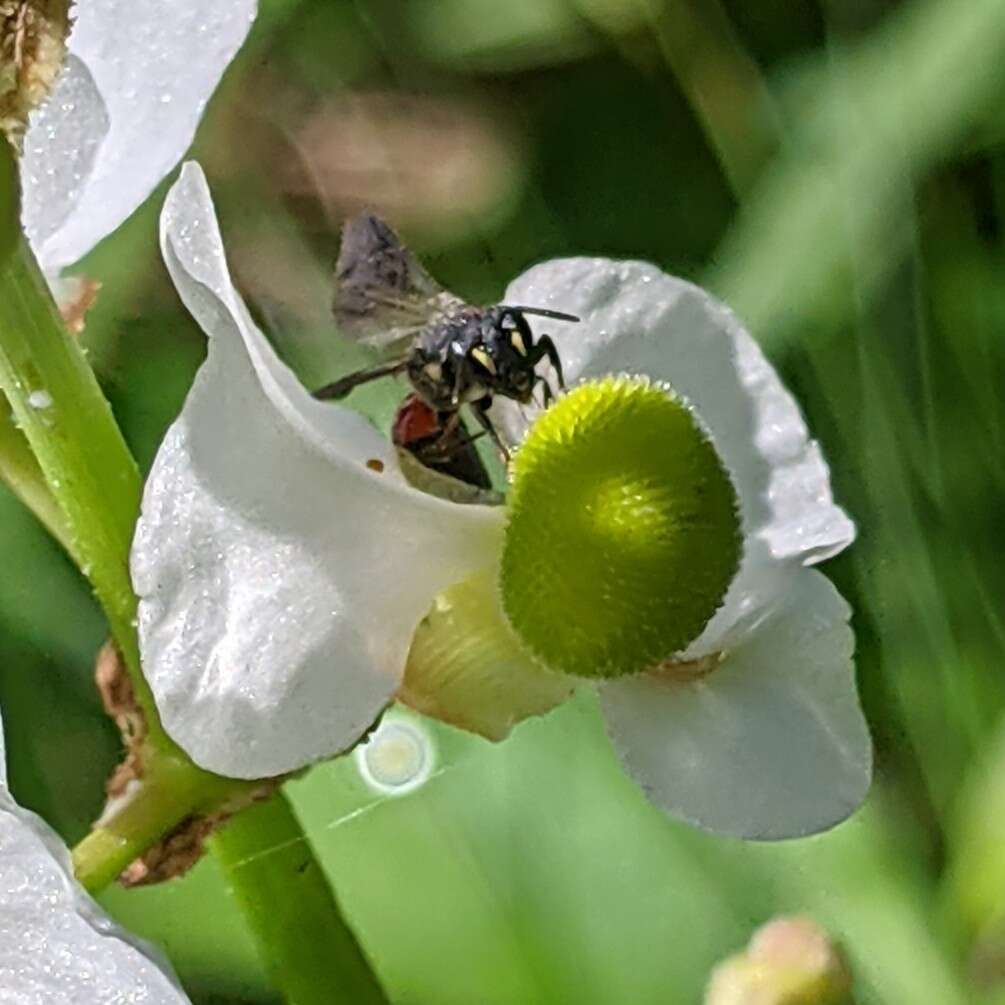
[705,916,852,1005]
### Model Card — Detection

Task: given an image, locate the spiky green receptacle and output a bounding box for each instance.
[501,376,741,679]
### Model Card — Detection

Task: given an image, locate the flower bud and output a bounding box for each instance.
[705,916,852,1005]
[502,376,741,678]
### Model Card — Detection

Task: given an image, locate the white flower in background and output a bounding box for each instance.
[132,161,871,839]
[0,711,191,1004]
[20,0,257,274]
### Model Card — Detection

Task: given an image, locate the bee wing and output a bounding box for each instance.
[333,213,462,354]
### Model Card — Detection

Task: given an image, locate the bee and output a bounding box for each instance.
[313,214,578,462]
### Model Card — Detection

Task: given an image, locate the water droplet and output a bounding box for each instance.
[355,717,435,795]
[28,390,54,410]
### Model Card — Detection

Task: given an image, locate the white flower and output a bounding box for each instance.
[0,710,191,1003]
[499,260,870,838]
[20,0,256,274]
[132,162,871,839]
[133,162,502,780]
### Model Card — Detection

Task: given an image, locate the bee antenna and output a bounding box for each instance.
[503,305,580,323]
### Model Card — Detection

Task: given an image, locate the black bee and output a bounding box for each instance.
[313,214,578,460]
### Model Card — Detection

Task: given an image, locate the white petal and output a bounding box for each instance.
[22,0,256,272]
[598,570,871,839]
[132,163,503,779]
[0,794,188,1002]
[502,259,854,649]
[21,56,109,258]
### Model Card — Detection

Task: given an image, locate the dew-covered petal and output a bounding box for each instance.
[598,570,871,840]
[501,259,854,649]
[21,0,256,272]
[21,55,109,260]
[132,163,503,779]
[0,793,188,1003]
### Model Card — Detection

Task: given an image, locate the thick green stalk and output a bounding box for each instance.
[211,793,391,1005]
[0,138,80,583]
[0,403,78,560]
[647,0,780,194]
[0,136,15,261]
[0,230,164,735]
[72,756,252,893]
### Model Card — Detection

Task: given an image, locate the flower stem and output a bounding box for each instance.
[72,751,249,893]
[0,143,78,554]
[648,0,780,194]
[0,228,168,737]
[0,401,78,560]
[210,792,391,1005]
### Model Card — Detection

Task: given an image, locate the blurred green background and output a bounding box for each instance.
[5,0,1005,1001]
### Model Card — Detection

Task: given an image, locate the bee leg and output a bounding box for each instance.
[469,398,510,464]
[537,375,556,408]
[426,425,485,463]
[453,426,487,450]
[527,334,565,391]
[313,360,406,400]
[424,410,477,456]
[441,409,464,437]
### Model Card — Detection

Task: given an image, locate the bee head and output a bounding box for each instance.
[471,308,533,401]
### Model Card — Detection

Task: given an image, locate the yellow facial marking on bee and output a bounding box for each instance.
[424,362,443,382]
[471,347,497,374]
[510,330,528,356]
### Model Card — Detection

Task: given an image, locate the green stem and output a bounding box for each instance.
[0,134,15,263]
[0,402,78,560]
[72,751,249,893]
[0,143,78,557]
[0,231,168,737]
[647,0,780,194]
[211,792,391,1005]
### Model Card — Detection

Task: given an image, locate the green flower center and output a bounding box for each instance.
[501,375,741,679]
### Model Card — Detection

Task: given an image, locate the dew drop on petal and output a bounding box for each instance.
[21,55,109,256]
